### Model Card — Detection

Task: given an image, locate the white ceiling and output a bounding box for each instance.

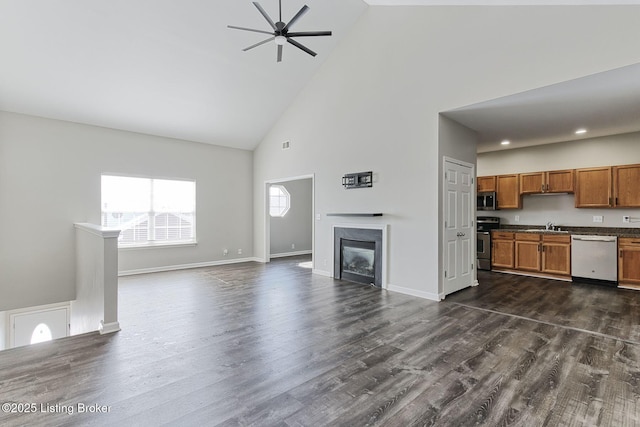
[1,0,639,152]
[0,0,367,150]
[444,63,640,153]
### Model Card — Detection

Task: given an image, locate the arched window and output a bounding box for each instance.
[30,323,53,344]
[269,185,290,217]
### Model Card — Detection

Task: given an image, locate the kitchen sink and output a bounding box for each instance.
[523,229,569,233]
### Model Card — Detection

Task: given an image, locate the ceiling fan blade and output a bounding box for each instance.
[283,5,309,31]
[277,44,283,63]
[243,37,275,51]
[287,31,332,38]
[252,2,277,30]
[287,38,316,57]
[228,25,274,36]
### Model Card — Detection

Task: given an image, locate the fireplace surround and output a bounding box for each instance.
[333,225,386,288]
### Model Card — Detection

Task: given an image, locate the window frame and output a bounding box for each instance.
[101,175,197,248]
[269,185,290,217]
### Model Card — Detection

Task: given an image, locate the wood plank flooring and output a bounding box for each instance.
[1,257,639,426]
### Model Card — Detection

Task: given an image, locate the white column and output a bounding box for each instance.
[72,223,121,335]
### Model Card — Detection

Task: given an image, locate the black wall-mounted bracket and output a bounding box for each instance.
[342,171,373,189]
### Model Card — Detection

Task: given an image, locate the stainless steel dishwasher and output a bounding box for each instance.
[571,235,618,286]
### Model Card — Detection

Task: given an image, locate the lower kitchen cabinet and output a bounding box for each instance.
[491,231,514,269]
[619,237,640,288]
[541,235,571,276]
[493,232,571,279]
[515,233,541,271]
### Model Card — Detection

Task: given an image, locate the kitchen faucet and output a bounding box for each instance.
[546,221,554,231]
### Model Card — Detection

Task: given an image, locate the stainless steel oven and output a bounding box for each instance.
[477,217,500,270]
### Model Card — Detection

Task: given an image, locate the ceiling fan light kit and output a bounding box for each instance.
[228,0,332,62]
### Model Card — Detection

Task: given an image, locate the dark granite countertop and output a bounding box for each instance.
[496,225,640,238]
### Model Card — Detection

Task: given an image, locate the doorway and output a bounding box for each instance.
[10,306,70,348]
[264,175,314,265]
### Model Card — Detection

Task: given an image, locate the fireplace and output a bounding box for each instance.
[334,226,385,288]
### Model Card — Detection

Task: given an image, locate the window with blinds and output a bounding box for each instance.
[101,175,196,247]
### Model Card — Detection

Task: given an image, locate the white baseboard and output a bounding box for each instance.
[270,250,312,259]
[99,321,121,334]
[312,269,332,277]
[118,257,261,276]
[473,279,479,287]
[387,284,441,301]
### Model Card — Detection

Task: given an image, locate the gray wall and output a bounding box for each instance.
[253,5,640,300]
[0,111,254,311]
[270,178,313,256]
[477,132,640,228]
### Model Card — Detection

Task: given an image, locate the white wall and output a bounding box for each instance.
[477,132,640,228]
[0,313,5,350]
[0,111,253,311]
[270,178,313,256]
[253,5,640,300]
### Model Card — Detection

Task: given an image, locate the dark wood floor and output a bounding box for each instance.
[1,257,639,426]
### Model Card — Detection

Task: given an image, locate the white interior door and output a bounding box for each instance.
[11,307,69,348]
[443,159,474,296]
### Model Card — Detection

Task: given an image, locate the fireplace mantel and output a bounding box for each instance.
[326,213,383,217]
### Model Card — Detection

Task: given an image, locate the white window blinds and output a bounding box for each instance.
[101,175,196,247]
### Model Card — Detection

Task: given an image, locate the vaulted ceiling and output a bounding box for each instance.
[1,1,639,151]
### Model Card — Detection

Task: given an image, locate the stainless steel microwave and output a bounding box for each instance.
[477,191,497,210]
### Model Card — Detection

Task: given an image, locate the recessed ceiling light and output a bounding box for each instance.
[501,140,510,145]
[575,128,587,135]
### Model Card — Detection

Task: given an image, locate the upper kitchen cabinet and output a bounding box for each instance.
[520,169,574,195]
[575,166,612,208]
[614,163,640,207]
[496,174,521,209]
[477,176,496,192]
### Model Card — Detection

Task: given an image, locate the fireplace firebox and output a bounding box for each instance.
[334,227,383,287]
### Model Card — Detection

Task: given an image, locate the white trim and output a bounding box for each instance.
[270,250,313,259]
[9,303,71,348]
[99,320,121,335]
[387,284,442,301]
[118,257,261,276]
[441,157,476,297]
[331,223,389,289]
[74,223,121,239]
[264,174,315,267]
[312,269,332,277]
[118,241,198,251]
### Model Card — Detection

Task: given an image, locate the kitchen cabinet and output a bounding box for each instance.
[520,169,574,195]
[613,164,640,207]
[619,237,640,288]
[477,176,496,192]
[575,167,612,208]
[491,231,514,269]
[541,234,571,276]
[496,174,521,209]
[495,232,571,278]
[515,233,541,271]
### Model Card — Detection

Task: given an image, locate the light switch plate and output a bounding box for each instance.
[593,215,604,223]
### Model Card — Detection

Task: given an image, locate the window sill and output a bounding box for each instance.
[118,241,198,251]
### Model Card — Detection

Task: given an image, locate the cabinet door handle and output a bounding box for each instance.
[546,184,549,191]
[541,184,544,192]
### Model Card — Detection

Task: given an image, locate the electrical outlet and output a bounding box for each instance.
[315,214,321,221]
[291,243,295,249]
[623,215,630,223]
[593,215,604,223]
[237,248,242,255]
[223,249,228,256]
[515,215,520,222]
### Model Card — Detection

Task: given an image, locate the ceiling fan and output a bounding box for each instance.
[228,1,332,62]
